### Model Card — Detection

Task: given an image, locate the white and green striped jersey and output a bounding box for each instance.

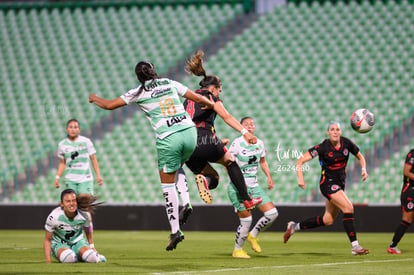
[57,135,95,185]
[44,206,91,245]
[120,78,195,139]
[229,136,266,187]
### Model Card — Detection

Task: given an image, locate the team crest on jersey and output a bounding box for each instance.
[331,184,340,192]
[343,149,349,156]
[408,201,414,210]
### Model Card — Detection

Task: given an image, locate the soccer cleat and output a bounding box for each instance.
[196,174,213,204]
[98,254,107,263]
[232,248,251,259]
[351,245,369,255]
[247,233,261,253]
[166,230,184,251]
[179,203,193,226]
[243,197,262,210]
[283,221,296,243]
[387,246,401,254]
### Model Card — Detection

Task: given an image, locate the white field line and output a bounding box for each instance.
[150,258,413,275]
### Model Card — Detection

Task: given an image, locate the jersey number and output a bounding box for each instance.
[64,230,76,240]
[159,97,177,116]
[185,100,195,119]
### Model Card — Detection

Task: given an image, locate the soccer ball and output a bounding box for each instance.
[350,108,375,133]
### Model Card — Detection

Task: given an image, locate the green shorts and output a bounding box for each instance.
[156,127,197,173]
[65,181,94,195]
[227,182,272,212]
[51,238,89,259]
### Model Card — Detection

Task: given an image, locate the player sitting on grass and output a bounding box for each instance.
[44,189,106,263]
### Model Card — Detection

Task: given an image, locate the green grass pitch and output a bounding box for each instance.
[0,230,412,274]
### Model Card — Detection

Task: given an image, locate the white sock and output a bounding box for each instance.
[351,240,360,248]
[162,183,180,233]
[81,249,99,263]
[250,208,278,237]
[175,168,191,206]
[59,249,77,263]
[234,216,252,249]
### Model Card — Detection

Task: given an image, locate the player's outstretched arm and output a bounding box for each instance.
[89,94,126,110]
[214,101,257,144]
[184,89,215,109]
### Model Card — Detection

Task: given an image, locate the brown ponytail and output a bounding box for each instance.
[185,50,221,89]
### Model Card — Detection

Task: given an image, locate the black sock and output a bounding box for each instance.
[300,216,324,230]
[342,213,357,243]
[390,220,411,247]
[227,161,250,201]
[205,174,219,190]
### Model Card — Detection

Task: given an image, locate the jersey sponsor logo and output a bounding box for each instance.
[58,223,83,231]
[151,87,172,98]
[166,115,187,127]
[331,184,340,191]
[329,162,346,170]
[242,167,258,174]
[147,79,170,90]
[241,149,260,156]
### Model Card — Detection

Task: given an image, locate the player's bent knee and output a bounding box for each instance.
[81,248,100,263]
[59,249,78,263]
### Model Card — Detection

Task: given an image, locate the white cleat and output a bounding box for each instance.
[283,221,296,243]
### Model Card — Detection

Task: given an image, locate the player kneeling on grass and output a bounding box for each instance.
[44,189,106,263]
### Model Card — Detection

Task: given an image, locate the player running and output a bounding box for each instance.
[387,148,414,254]
[283,121,369,255]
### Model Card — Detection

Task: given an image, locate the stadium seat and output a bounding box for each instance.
[2,1,413,204]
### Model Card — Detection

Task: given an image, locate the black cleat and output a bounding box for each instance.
[166,230,184,251]
[179,203,193,226]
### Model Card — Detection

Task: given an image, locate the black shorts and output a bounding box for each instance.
[401,184,414,212]
[319,176,345,200]
[185,130,226,174]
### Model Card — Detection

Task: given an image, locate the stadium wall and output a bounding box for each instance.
[2,204,413,232]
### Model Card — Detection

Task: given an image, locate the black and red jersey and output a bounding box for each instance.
[183,89,221,133]
[308,136,360,184]
[403,149,414,188]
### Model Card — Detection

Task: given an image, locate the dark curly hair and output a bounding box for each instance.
[135,61,159,94]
